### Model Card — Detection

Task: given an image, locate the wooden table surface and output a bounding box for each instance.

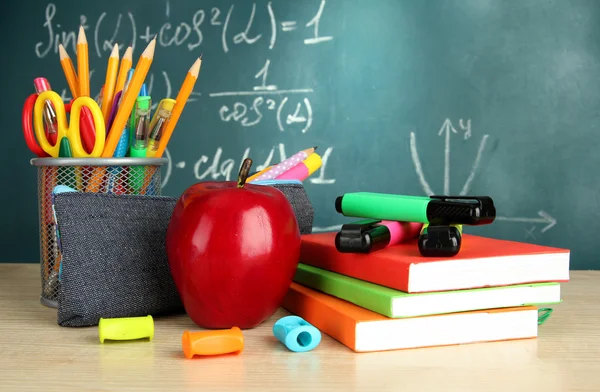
[0,264,599,391]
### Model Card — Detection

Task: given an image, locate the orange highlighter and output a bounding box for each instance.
[182,327,244,359]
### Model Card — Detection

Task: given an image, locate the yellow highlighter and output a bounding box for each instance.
[146,99,176,158]
[98,315,154,343]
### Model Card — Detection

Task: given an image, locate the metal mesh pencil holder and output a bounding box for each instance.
[30,157,169,308]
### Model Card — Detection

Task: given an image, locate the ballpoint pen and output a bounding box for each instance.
[129,96,152,158]
[129,96,152,194]
[146,98,176,158]
[33,77,58,145]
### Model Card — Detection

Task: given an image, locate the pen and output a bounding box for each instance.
[33,77,58,145]
[335,193,496,226]
[129,82,147,145]
[129,96,152,158]
[335,219,422,254]
[129,96,151,193]
[146,98,176,157]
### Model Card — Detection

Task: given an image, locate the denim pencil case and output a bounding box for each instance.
[252,180,314,235]
[52,190,184,327]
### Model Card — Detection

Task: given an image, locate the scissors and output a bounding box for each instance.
[30,90,106,157]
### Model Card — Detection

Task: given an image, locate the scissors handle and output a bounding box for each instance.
[22,93,50,157]
[33,91,106,158]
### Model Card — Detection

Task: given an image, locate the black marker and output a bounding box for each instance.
[335,219,421,254]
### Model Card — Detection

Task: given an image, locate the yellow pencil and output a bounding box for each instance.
[58,44,79,99]
[102,37,156,157]
[76,26,90,97]
[154,56,202,158]
[114,45,132,99]
[101,44,119,122]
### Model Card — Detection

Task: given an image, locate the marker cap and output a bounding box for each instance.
[98,315,154,343]
[418,224,462,257]
[182,327,244,359]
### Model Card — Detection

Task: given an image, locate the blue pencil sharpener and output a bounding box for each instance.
[272,315,321,352]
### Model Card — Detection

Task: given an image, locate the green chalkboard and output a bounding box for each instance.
[3,0,599,269]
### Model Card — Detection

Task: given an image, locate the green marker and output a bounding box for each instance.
[335,193,496,226]
[129,96,152,193]
[57,138,76,188]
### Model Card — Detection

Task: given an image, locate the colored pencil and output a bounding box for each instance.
[101,44,119,122]
[153,55,202,158]
[58,44,79,99]
[76,26,90,97]
[102,37,156,157]
[252,146,317,182]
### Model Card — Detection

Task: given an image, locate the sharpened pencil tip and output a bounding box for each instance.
[199,53,203,60]
[313,146,318,150]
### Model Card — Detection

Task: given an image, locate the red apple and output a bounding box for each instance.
[166,158,302,329]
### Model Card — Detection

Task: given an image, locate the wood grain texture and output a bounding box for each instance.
[0,264,599,392]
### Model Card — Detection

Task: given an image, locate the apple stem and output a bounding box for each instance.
[237,158,253,188]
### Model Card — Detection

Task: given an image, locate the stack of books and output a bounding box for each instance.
[281,232,570,352]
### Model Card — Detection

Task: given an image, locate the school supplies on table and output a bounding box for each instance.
[293,263,562,318]
[335,219,422,253]
[281,282,539,353]
[300,231,570,293]
[335,193,496,226]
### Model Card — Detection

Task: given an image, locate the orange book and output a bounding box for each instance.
[282,282,539,353]
[300,232,570,293]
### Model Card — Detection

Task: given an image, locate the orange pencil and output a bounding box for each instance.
[76,26,90,97]
[114,44,132,101]
[101,44,119,122]
[154,56,202,158]
[102,37,156,157]
[58,44,79,99]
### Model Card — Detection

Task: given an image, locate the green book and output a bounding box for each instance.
[294,264,562,318]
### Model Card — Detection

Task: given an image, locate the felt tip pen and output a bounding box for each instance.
[146,98,176,158]
[335,193,496,226]
[335,219,423,253]
[418,223,463,257]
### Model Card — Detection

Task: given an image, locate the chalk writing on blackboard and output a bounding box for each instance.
[212,59,314,134]
[35,0,334,59]
[409,118,488,197]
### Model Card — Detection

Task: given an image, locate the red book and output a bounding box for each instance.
[300,232,570,293]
